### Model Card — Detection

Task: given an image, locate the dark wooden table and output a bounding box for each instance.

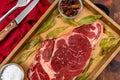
[91,0,120,80]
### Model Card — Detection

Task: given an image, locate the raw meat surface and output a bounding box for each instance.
[28,21,103,80]
[73,21,103,46]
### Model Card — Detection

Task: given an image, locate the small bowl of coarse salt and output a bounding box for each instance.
[0,63,24,80]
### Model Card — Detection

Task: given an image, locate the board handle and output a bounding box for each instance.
[0,20,18,42]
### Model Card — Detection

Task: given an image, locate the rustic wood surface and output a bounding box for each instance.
[8,0,119,80]
[0,0,120,80]
[91,0,120,80]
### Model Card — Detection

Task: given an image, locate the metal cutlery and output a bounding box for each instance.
[0,0,39,41]
[0,0,30,22]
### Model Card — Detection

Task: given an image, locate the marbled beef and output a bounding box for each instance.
[28,21,103,80]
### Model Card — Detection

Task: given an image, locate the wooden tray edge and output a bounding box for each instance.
[0,0,120,80]
[0,0,59,68]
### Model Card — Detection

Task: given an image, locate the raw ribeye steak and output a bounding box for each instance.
[73,21,103,47]
[28,21,103,80]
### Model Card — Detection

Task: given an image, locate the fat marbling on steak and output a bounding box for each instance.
[28,21,103,80]
[73,21,103,47]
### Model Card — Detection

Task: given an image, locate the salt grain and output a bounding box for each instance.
[0,63,24,80]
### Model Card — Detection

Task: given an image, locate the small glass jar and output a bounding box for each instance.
[58,0,83,19]
[0,63,24,80]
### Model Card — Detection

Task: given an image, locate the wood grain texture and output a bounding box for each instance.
[0,0,120,80]
[91,0,120,80]
[0,20,18,41]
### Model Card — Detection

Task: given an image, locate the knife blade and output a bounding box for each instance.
[0,0,39,41]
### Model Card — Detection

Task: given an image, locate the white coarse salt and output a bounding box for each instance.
[0,63,24,80]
